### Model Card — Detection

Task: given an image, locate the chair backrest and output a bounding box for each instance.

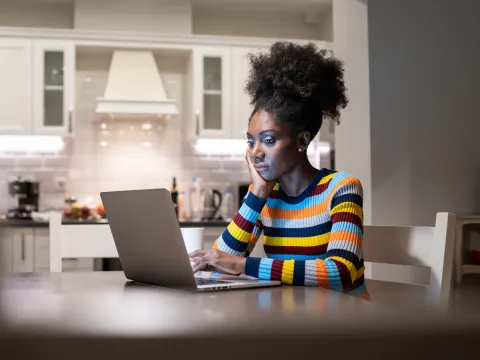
[363,212,456,309]
[49,212,118,272]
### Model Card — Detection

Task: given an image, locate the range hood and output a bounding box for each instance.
[95,50,178,119]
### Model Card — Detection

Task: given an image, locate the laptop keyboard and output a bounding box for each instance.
[195,278,232,286]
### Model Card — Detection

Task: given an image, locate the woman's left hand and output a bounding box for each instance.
[189,249,247,275]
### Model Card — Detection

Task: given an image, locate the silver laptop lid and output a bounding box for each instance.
[100,188,197,291]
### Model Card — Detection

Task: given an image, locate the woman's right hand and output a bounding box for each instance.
[245,150,276,200]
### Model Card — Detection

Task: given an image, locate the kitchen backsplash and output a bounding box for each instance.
[0,51,327,214]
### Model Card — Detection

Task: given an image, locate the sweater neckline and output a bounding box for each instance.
[277,168,326,204]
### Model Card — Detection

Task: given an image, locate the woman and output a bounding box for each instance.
[190,41,368,298]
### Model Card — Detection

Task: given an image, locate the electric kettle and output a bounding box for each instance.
[200,188,223,220]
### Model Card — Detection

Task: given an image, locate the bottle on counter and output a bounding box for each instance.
[221,189,235,222]
[170,177,179,218]
[189,177,201,221]
[178,191,186,221]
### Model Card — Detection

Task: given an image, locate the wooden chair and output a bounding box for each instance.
[363,212,456,312]
[49,212,118,272]
[250,212,456,311]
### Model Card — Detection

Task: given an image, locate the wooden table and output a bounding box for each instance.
[1,271,389,336]
[1,272,480,360]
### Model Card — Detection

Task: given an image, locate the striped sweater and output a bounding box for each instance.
[214,168,368,298]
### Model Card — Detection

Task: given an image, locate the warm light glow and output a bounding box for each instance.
[142,123,152,130]
[0,135,64,153]
[142,141,152,147]
[193,138,331,156]
[100,141,108,147]
[194,138,247,155]
[100,123,107,130]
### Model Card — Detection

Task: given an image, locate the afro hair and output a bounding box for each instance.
[245,41,348,138]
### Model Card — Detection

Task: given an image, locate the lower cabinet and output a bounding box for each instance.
[0,227,94,273]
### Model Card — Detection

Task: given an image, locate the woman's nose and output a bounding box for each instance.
[251,142,265,161]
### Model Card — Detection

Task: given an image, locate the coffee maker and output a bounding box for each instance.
[7,178,40,220]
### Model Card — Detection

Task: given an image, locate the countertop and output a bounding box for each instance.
[0,218,229,228]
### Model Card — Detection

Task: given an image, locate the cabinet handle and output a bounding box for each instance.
[68,107,73,133]
[21,233,25,261]
[196,113,199,136]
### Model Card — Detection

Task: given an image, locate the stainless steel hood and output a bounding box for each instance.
[95,50,178,119]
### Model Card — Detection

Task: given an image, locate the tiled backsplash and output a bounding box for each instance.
[0,51,328,214]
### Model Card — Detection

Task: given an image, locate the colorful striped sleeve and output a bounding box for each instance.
[244,175,365,292]
[213,186,265,257]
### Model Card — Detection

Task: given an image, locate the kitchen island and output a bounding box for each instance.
[0,218,230,228]
[0,218,229,273]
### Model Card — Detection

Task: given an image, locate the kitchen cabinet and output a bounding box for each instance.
[0,227,93,273]
[33,40,75,136]
[0,38,33,134]
[0,38,75,136]
[192,45,267,140]
[193,46,233,139]
[231,46,267,139]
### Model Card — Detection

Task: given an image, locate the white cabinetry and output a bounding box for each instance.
[0,227,93,273]
[0,38,33,134]
[193,46,232,138]
[192,45,267,140]
[33,40,75,136]
[0,38,75,136]
[231,46,266,139]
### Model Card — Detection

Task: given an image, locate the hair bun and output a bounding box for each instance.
[245,41,347,124]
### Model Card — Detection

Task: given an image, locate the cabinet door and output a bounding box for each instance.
[193,46,232,138]
[0,38,33,134]
[33,40,75,136]
[33,228,50,271]
[11,229,35,273]
[231,47,266,140]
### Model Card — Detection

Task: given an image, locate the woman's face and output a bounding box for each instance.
[247,111,302,181]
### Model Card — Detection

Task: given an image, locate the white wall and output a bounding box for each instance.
[333,0,372,224]
[74,0,192,34]
[334,0,480,227]
[0,0,73,28]
[369,0,480,226]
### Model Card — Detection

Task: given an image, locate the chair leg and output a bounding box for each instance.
[454,223,463,286]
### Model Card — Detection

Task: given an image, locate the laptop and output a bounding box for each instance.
[100,188,281,292]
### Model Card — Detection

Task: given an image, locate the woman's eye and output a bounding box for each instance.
[247,140,254,147]
[264,137,276,145]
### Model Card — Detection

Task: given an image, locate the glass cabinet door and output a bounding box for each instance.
[33,41,74,135]
[194,47,232,138]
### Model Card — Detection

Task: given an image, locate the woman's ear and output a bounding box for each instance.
[296,131,311,153]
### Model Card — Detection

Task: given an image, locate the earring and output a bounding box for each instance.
[298,148,302,152]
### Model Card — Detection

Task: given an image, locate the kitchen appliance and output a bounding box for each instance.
[200,187,223,220]
[238,183,250,209]
[7,178,40,220]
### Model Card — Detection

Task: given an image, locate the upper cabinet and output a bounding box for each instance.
[193,46,232,138]
[231,46,266,140]
[0,38,75,136]
[193,45,266,140]
[33,40,75,136]
[0,38,33,134]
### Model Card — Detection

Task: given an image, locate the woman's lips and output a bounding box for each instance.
[254,165,269,172]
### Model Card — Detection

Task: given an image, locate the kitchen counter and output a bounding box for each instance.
[0,218,230,228]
